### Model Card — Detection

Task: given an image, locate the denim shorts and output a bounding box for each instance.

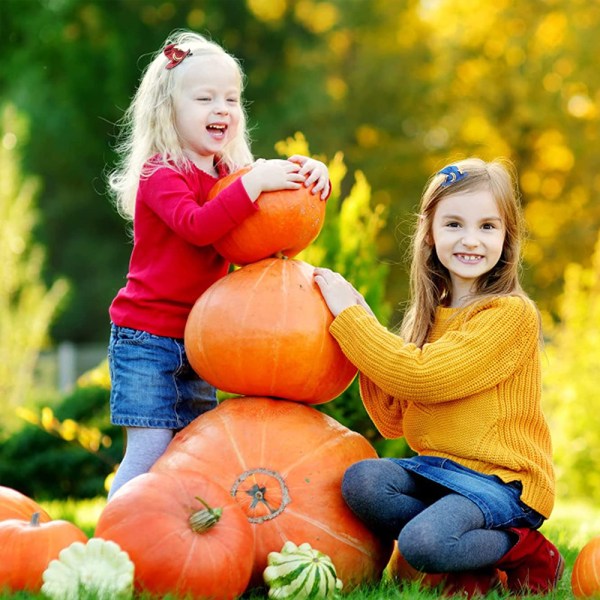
[389,456,544,530]
[108,324,217,429]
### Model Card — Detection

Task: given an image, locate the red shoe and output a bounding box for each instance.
[496,528,564,594]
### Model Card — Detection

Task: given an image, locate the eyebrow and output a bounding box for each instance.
[441,214,503,222]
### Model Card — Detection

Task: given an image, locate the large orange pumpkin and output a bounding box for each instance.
[95,470,253,600]
[572,536,600,598]
[184,257,357,404]
[0,486,51,522]
[151,396,392,589]
[208,168,326,265]
[0,513,87,592]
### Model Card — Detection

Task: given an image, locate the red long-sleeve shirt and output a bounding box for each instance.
[109,161,257,338]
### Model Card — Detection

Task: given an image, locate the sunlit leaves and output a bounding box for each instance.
[246,0,287,22]
[15,405,112,453]
[0,105,68,431]
[544,232,600,501]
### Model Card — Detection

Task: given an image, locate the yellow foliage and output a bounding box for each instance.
[186,8,205,30]
[77,358,111,390]
[274,131,310,159]
[0,105,68,426]
[41,406,56,431]
[356,124,380,148]
[14,406,40,426]
[544,230,600,502]
[326,75,347,101]
[294,0,339,34]
[246,0,287,22]
[534,12,567,52]
[567,94,597,120]
[17,404,111,454]
[534,130,574,172]
[327,30,351,57]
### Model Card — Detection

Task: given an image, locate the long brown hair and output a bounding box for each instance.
[400,157,528,348]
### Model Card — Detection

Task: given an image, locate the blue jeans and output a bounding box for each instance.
[108,324,217,429]
[342,458,544,572]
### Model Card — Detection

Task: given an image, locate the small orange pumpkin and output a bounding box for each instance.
[0,485,51,522]
[95,470,253,600]
[151,396,392,589]
[208,168,326,265]
[0,513,88,592]
[184,257,357,404]
[572,536,600,598]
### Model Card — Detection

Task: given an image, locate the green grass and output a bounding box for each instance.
[1,498,597,599]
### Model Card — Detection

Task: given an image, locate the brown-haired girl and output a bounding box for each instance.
[314,158,562,596]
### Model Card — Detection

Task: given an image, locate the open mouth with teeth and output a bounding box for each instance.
[455,254,484,263]
[207,124,227,138]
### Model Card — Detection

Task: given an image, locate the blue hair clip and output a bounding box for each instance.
[438,165,467,187]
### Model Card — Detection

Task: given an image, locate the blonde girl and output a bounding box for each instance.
[314,158,562,596]
[108,30,329,499]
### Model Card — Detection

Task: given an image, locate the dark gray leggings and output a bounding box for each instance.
[342,459,513,573]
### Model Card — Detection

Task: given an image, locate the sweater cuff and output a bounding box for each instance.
[218,177,259,224]
[330,304,373,339]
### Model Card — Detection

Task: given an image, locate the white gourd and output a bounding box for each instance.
[263,541,343,600]
[42,537,134,600]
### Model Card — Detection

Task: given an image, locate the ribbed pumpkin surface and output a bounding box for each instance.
[95,470,253,600]
[151,397,391,589]
[184,258,357,404]
[208,168,326,265]
[572,536,600,598]
[0,486,52,523]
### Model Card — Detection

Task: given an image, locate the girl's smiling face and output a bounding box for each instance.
[431,188,506,306]
[172,53,242,173]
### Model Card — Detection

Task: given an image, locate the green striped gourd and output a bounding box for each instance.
[263,541,343,600]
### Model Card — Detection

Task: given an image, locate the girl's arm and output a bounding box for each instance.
[328,298,539,404]
[141,159,314,247]
[315,268,539,403]
[141,168,256,246]
[358,375,405,439]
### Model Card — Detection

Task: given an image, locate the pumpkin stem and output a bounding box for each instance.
[274,251,288,260]
[189,496,222,533]
[30,512,41,527]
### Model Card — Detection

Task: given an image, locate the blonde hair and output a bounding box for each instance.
[108,30,253,220]
[400,157,528,347]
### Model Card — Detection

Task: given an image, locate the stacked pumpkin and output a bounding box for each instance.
[96,170,391,598]
[184,168,357,405]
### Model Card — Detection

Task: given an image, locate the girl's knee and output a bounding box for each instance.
[399,520,445,572]
[342,459,380,501]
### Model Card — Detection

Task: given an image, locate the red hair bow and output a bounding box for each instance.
[163,44,191,69]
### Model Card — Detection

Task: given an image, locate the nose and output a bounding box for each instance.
[461,230,480,248]
[214,99,229,115]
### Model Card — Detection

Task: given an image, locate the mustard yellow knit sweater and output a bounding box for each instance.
[330,295,555,519]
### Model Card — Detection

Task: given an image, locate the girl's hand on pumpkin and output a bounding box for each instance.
[314,267,375,318]
[242,159,305,201]
[287,155,331,200]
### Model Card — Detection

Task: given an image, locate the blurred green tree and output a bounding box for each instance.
[0,105,68,434]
